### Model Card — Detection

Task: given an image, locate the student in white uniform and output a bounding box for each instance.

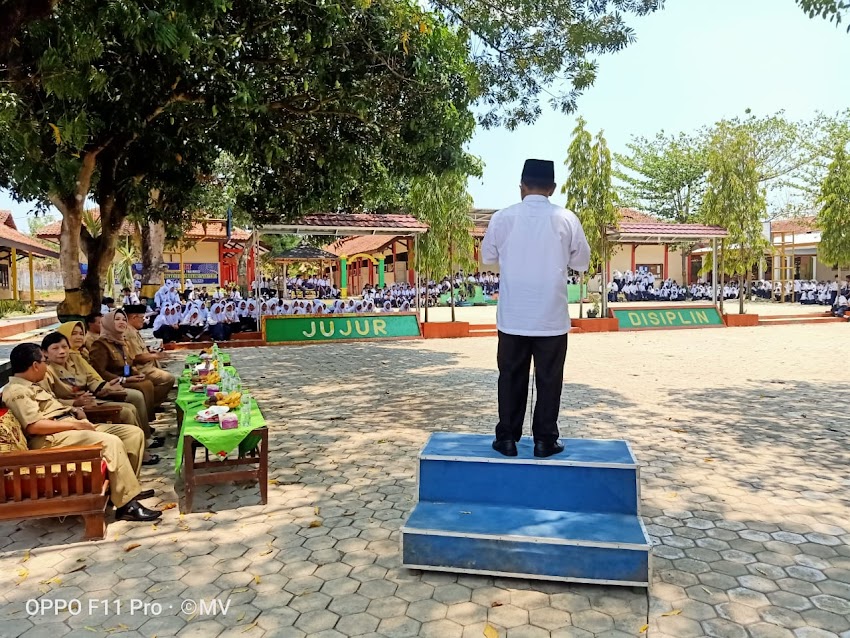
[481,159,590,459]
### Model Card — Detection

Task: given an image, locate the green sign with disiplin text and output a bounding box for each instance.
[612,306,725,330]
[263,313,422,344]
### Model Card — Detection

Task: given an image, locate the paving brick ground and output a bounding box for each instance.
[1,322,849,637]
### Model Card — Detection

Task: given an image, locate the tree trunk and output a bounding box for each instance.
[141,222,166,301]
[739,268,747,315]
[52,202,92,320]
[80,229,119,308]
[50,152,99,320]
[578,272,585,319]
[423,270,429,323]
[719,243,725,315]
[681,247,688,286]
[236,232,256,295]
[449,244,456,322]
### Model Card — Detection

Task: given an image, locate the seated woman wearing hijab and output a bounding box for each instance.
[242,300,258,331]
[40,330,161,465]
[224,302,242,334]
[152,305,181,344]
[89,309,161,419]
[207,303,230,342]
[179,307,206,341]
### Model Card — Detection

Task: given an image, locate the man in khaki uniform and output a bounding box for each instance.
[2,343,161,522]
[124,305,175,407]
[84,312,102,358]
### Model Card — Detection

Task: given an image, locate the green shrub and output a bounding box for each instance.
[0,299,35,318]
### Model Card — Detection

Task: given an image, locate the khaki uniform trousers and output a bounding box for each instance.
[112,388,150,437]
[28,423,144,508]
[139,365,175,407]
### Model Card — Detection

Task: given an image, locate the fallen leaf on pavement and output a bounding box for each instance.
[124,543,141,552]
[483,623,499,638]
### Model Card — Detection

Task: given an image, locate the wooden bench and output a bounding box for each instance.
[0,445,110,540]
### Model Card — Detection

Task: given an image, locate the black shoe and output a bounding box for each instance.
[148,436,166,449]
[115,500,162,522]
[534,440,565,458]
[142,454,161,466]
[492,439,518,457]
[137,489,155,500]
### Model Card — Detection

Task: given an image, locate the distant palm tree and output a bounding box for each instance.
[114,238,139,292]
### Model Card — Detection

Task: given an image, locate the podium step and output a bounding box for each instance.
[419,434,640,515]
[401,433,650,586]
[402,503,649,586]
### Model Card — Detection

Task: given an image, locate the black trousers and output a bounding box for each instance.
[496,331,568,444]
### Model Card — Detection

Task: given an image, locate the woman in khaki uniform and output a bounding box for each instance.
[41,329,161,465]
[89,310,159,422]
[56,322,152,432]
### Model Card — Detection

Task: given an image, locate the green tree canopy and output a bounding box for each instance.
[702,122,769,314]
[434,0,664,129]
[816,142,850,275]
[408,170,475,321]
[0,0,478,315]
[798,0,850,30]
[562,118,618,316]
[614,131,708,223]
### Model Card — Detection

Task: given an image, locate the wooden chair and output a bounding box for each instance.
[0,445,110,540]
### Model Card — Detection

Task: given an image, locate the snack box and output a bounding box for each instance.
[219,413,239,430]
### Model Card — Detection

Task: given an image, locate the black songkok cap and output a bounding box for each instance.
[123,304,148,315]
[521,159,555,184]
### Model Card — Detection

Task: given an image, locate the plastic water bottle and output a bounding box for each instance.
[240,393,251,427]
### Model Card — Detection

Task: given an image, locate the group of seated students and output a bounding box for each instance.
[606,269,720,303]
[751,276,850,308]
[1,305,177,524]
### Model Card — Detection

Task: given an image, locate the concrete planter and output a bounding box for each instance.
[723,313,759,327]
[571,318,619,333]
[422,321,470,339]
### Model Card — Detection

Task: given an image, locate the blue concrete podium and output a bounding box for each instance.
[400,433,651,587]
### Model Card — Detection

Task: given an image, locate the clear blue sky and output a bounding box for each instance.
[467,0,850,209]
[2,0,848,231]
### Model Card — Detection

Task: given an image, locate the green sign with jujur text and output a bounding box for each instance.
[263,313,422,344]
[612,306,725,330]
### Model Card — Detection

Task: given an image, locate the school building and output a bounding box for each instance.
[0,210,59,302]
[36,211,257,290]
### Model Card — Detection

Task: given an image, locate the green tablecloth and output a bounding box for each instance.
[175,356,263,473]
[175,398,265,472]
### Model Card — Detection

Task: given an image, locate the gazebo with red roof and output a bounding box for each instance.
[0,210,59,306]
[605,212,728,316]
[258,213,428,301]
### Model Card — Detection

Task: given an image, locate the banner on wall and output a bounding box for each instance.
[81,262,219,285]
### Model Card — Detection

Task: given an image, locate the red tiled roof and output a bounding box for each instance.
[324,235,397,256]
[0,210,59,257]
[615,222,728,238]
[771,216,817,234]
[36,210,250,241]
[286,213,428,231]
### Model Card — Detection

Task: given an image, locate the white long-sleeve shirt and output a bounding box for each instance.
[481,195,591,336]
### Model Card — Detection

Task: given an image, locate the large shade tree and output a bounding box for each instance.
[408,170,476,322]
[562,118,618,317]
[614,131,708,284]
[0,0,477,318]
[701,122,769,315]
[816,142,850,288]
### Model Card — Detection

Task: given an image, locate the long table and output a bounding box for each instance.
[175,363,268,513]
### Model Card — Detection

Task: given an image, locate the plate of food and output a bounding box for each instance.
[189,383,206,393]
[196,405,230,423]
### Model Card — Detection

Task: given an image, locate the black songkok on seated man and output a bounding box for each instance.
[124,304,148,315]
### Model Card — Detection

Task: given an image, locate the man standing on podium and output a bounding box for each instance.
[481,159,591,458]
